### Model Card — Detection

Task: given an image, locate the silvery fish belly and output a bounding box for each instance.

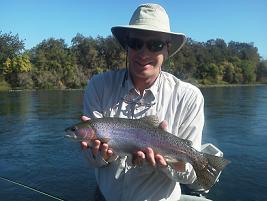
[65,115,230,190]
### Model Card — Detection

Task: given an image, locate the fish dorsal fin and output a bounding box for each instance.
[182,138,193,147]
[141,115,160,127]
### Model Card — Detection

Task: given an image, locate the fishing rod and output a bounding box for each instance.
[0,176,65,201]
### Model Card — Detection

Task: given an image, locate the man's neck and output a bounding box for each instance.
[131,75,158,95]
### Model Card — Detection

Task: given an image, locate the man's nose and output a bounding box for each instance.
[138,45,152,57]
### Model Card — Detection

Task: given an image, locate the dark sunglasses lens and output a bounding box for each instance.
[147,40,165,52]
[127,38,144,50]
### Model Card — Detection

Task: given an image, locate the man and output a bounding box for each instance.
[81,3,204,201]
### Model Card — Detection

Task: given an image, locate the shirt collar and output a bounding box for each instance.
[147,72,161,98]
[123,70,161,96]
[122,70,161,105]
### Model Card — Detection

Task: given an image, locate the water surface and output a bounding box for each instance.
[0,86,267,201]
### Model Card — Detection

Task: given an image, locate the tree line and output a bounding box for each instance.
[0,31,267,90]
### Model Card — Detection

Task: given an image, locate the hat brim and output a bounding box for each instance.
[111,26,186,57]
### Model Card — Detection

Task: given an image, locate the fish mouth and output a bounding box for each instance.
[64,131,78,140]
[64,125,79,140]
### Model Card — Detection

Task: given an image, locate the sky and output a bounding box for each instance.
[1,0,266,59]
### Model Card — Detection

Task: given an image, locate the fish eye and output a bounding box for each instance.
[71,127,77,132]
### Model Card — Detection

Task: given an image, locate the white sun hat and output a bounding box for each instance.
[111,3,187,57]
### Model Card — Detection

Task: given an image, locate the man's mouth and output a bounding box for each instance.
[136,61,153,67]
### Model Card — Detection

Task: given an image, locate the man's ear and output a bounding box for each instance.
[163,47,169,61]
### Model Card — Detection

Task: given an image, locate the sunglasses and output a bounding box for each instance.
[126,37,167,52]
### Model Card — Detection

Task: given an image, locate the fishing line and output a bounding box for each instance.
[0,176,65,201]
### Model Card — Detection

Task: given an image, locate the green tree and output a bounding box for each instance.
[256,60,267,82]
[195,63,220,83]
[3,58,12,75]
[96,36,126,70]
[228,41,259,63]
[32,70,59,89]
[31,38,80,89]
[3,54,32,87]
[71,33,99,77]
[12,54,32,73]
[208,63,220,81]
[222,61,235,83]
[0,32,24,75]
[239,60,256,83]
[171,39,198,80]
[206,39,227,63]
[233,67,244,83]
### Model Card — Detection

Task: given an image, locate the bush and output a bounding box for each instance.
[17,73,34,89]
[0,81,11,91]
[32,70,61,89]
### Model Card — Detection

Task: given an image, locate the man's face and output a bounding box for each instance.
[127,31,168,82]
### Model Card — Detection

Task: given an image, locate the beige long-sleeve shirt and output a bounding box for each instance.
[83,69,204,201]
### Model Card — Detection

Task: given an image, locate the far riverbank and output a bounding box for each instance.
[1,83,267,92]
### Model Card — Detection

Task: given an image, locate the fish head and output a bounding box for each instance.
[65,122,96,142]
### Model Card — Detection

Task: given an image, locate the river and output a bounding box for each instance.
[0,86,267,201]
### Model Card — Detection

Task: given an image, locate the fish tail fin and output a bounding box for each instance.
[193,153,230,190]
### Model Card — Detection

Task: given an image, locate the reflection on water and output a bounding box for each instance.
[0,86,267,201]
[0,90,96,201]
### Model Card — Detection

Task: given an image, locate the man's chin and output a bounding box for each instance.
[135,71,153,79]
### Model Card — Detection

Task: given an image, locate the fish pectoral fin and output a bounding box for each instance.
[165,157,187,172]
[165,156,177,164]
[165,157,179,167]
[98,137,111,143]
[141,115,160,127]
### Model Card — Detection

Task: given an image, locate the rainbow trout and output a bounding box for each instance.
[65,116,230,190]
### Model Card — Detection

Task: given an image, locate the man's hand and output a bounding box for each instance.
[132,120,186,172]
[132,120,168,167]
[133,120,168,167]
[133,147,168,167]
[80,115,113,161]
